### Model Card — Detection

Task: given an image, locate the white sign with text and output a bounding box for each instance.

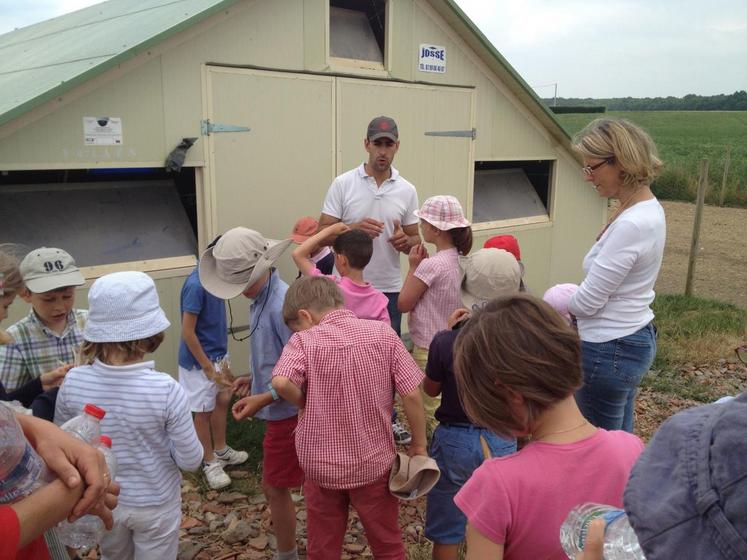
[418,44,446,73]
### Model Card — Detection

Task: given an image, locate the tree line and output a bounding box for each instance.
[543,91,747,111]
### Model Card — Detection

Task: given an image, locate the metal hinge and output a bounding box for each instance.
[424,128,477,140]
[201,119,251,136]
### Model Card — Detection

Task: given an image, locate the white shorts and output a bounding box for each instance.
[101,501,181,560]
[178,364,223,412]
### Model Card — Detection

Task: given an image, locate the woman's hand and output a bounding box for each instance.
[17,414,118,523]
[575,519,604,560]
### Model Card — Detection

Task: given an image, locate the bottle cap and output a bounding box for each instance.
[83,403,106,420]
[100,435,112,448]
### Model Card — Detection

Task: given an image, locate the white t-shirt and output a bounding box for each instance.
[569,198,666,343]
[322,163,419,292]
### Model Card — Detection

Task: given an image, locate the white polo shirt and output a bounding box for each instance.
[322,163,419,292]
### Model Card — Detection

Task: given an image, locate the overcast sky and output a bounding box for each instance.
[1,0,745,98]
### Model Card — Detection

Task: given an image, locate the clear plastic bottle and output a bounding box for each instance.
[560,503,646,560]
[57,435,118,549]
[59,403,105,444]
[0,403,49,504]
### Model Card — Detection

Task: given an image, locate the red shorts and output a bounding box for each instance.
[262,416,304,488]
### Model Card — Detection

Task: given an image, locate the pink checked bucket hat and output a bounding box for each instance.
[414,195,471,231]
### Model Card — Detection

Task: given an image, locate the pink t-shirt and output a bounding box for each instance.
[454,429,644,560]
[311,268,390,325]
[409,248,461,348]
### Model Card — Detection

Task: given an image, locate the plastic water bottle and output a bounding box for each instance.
[57,436,117,549]
[0,403,50,504]
[59,403,105,444]
[560,503,646,559]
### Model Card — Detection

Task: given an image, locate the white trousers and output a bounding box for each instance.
[100,501,181,560]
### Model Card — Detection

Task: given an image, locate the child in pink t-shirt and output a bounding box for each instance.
[451,294,644,560]
[292,222,390,325]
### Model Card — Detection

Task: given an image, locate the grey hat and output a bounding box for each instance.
[458,248,521,310]
[20,247,85,293]
[624,392,747,559]
[367,116,399,142]
[199,227,292,300]
[84,271,170,343]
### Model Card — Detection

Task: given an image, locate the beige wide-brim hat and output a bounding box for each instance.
[459,248,522,310]
[199,227,292,299]
[389,452,441,500]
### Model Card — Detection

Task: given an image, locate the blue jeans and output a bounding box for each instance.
[425,424,516,544]
[576,323,656,433]
[384,292,402,337]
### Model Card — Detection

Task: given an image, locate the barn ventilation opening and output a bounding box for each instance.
[0,168,198,269]
[330,0,386,64]
[472,160,553,224]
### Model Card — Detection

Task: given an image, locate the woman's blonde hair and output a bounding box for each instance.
[453,293,583,438]
[573,118,662,187]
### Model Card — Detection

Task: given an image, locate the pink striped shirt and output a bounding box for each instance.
[409,247,462,348]
[272,309,424,489]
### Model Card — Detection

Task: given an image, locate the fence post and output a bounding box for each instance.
[685,159,709,297]
[718,146,732,207]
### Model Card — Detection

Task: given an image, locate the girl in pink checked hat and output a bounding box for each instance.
[397,195,472,417]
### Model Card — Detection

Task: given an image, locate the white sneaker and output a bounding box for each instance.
[392,421,412,445]
[203,461,231,490]
[214,446,249,466]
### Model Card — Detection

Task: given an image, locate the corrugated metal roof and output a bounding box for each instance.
[0,0,566,142]
[0,0,239,127]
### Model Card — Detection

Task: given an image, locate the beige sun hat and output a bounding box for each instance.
[389,452,441,501]
[199,227,292,299]
[458,248,521,311]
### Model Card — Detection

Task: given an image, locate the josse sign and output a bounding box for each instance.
[418,44,446,74]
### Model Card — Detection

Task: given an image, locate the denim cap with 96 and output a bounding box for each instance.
[458,248,521,311]
[624,392,747,559]
[199,227,292,300]
[19,247,85,293]
[84,270,170,343]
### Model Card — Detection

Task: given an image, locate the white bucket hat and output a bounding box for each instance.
[84,271,170,343]
[413,195,471,231]
[459,248,521,310]
[199,227,292,300]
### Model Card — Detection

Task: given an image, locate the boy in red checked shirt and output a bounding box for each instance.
[232,276,427,560]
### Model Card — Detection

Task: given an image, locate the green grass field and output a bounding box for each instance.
[555,111,747,207]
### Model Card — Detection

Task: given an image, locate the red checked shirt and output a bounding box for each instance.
[272,309,424,489]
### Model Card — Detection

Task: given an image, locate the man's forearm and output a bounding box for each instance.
[401,389,427,450]
[271,376,305,408]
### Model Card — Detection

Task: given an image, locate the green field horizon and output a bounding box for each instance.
[555,111,747,207]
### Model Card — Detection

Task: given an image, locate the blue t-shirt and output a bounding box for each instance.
[250,270,296,421]
[178,268,228,370]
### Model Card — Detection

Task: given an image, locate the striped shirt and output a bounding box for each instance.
[409,248,462,349]
[273,309,424,490]
[54,359,203,507]
[0,309,87,391]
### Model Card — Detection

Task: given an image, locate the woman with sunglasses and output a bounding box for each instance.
[568,118,666,433]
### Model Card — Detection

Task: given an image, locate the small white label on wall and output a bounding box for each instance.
[418,44,446,73]
[83,116,123,145]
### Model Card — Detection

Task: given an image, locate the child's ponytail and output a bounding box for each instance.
[449,226,473,255]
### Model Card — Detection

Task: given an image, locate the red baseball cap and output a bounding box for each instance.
[483,235,521,261]
[290,216,319,244]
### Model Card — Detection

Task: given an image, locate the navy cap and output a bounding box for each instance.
[624,392,747,559]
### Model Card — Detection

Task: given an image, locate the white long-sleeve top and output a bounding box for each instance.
[569,198,666,343]
[54,359,203,507]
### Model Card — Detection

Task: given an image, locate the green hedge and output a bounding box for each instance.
[549,106,606,114]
